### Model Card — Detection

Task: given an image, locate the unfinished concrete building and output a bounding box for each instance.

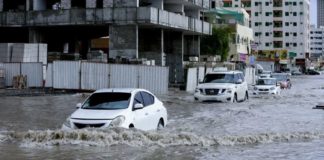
[0,0,211,83]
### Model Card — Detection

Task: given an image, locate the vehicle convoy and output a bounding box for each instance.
[253,78,281,95]
[62,88,168,131]
[194,69,248,103]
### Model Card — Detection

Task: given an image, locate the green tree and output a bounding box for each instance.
[201,26,233,61]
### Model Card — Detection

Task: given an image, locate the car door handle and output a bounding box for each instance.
[145,113,149,116]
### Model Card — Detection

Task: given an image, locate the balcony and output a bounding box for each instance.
[0,7,211,35]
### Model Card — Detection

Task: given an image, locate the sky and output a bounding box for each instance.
[310,0,317,26]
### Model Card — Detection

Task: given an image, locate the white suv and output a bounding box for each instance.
[194,70,248,103]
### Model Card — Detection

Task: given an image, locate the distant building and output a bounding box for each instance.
[318,0,324,27]
[206,7,254,63]
[222,0,311,71]
[310,25,324,61]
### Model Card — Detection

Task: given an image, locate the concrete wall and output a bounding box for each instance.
[103,0,138,7]
[61,0,71,9]
[33,0,46,11]
[164,4,184,14]
[151,0,163,9]
[0,0,3,12]
[86,0,96,8]
[109,25,138,59]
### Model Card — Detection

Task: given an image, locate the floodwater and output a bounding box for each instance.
[1,75,324,159]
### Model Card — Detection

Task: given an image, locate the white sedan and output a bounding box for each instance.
[62,88,168,131]
[252,78,281,95]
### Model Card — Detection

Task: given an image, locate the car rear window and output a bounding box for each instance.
[82,93,131,110]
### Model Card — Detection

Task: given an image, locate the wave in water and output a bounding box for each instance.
[1,129,324,147]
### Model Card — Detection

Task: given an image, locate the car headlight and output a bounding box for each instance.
[254,87,258,90]
[63,116,72,128]
[195,88,200,93]
[109,116,125,128]
[226,88,232,93]
[270,87,275,90]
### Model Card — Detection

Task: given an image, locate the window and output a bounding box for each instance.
[265,2,269,6]
[255,12,259,16]
[300,2,303,5]
[235,4,239,7]
[134,93,144,106]
[293,33,297,36]
[300,12,303,15]
[286,43,289,47]
[293,43,297,47]
[285,12,289,16]
[285,32,289,36]
[266,43,270,47]
[71,0,86,8]
[285,2,289,5]
[255,2,259,6]
[266,12,271,16]
[293,22,297,26]
[141,92,155,106]
[293,12,297,16]
[266,32,270,36]
[293,2,297,6]
[211,1,216,8]
[285,22,289,26]
[96,0,103,8]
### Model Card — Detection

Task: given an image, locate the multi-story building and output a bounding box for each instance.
[207,7,253,62]
[0,0,211,84]
[310,25,324,60]
[318,0,324,27]
[222,0,310,71]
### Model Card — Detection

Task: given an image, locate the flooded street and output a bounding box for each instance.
[1,75,324,159]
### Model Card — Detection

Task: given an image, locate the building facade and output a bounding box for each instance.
[310,25,324,60]
[207,7,253,62]
[0,0,211,83]
[318,0,324,27]
[222,0,310,71]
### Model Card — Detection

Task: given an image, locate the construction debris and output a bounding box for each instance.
[12,75,27,89]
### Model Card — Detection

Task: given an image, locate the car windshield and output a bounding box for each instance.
[203,74,235,83]
[256,79,276,85]
[82,93,131,110]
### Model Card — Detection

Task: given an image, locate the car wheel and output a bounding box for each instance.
[157,119,164,130]
[233,94,237,103]
[244,91,249,101]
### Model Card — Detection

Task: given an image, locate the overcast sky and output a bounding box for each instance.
[310,0,317,26]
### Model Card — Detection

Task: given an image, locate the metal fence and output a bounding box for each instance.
[48,61,169,94]
[0,62,43,87]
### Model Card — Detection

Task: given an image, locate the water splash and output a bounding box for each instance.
[2,129,324,148]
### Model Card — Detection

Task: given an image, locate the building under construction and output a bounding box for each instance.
[0,0,211,83]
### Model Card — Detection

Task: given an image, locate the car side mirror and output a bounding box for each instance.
[134,103,144,110]
[236,79,243,84]
[76,103,82,109]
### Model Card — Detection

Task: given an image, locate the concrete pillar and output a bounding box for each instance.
[29,28,43,43]
[109,25,138,59]
[164,31,184,83]
[0,0,3,12]
[86,0,96,8]
[61,0,71,9]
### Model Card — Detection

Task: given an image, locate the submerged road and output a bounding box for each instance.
[1,75,324,159]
